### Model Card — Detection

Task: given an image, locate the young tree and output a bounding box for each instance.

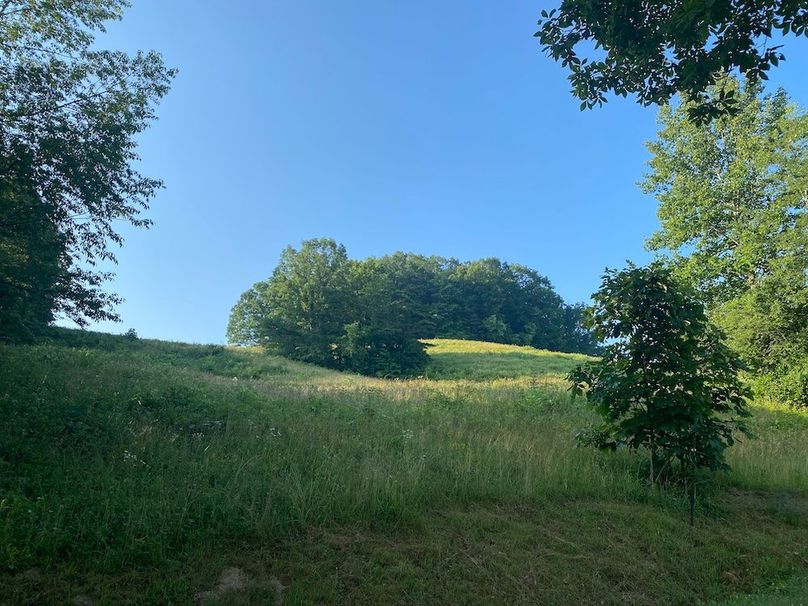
[0,0,174,336]
[568,263,750,522]
[642,77,808,405]
[536,0,807,121]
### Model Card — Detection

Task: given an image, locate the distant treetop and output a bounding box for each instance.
[228,239,600,377]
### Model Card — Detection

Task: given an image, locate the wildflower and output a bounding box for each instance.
[123,450,147,465]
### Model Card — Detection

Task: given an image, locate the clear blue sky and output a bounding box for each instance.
[75,0,808,344]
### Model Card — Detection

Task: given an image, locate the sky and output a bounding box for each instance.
[72,0,808,344]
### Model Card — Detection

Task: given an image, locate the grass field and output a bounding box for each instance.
[1,329,807,605]
[421,338,593,380]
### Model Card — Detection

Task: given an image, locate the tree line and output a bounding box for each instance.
[227,239,600,376]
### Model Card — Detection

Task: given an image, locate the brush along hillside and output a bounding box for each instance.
[2,329,807,605]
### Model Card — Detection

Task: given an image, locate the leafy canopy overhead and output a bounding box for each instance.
[536,0,808,121]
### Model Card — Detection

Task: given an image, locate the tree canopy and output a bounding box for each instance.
[536,0,808,121]
[228,239,599,376]
[0,0,174,339]
[642,77,808,405]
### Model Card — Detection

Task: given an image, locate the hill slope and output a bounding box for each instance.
[423,338,593,380]
[1,329,807,605]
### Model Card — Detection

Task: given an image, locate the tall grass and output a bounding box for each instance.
[0,341,639,572]
[726,401,808,492]
[1,330,806,604]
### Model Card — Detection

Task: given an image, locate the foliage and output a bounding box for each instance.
[1,329,807,603]
[0,172,64,340]
[440,258,582,349]
[536,0,808,121]
[340,257,431,376]
[228,239,426,376]
[568,263,751,482]
[228,239,599,376]
[0,0,174,337]
[642,78,808,405]
[720,257,808,406]
[251,239,354,368]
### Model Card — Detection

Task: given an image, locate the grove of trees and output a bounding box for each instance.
[228,239,600,376]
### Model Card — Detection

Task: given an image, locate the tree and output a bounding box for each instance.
[0,170,65,340]
[368,252,448,338]
[642,77,808,405]
[341,258,430,376]
[228,239,355,368]
[438,258,586,351]
[228,239,431,376]
[508,264,569,350]
[226,279,272,347]
[536,0,808,121]
[0,0,174,336]
[560,302,600,356]
[568,263,750,522]
[719,255,808,405]
[445,258,514,343]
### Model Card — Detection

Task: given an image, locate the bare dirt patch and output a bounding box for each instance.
[195,567,248,603]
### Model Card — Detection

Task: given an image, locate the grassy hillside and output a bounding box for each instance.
[422,338,593,380]
[1,330,807,605]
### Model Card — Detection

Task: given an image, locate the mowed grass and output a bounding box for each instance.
[710,573,808,606]
[1,330,807,605]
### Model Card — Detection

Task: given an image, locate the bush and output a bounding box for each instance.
[751,362,808,408]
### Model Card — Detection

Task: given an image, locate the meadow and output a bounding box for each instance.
[1,329,806,605]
